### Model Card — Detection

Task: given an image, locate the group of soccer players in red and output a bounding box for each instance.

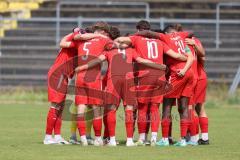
[43,20,209,147]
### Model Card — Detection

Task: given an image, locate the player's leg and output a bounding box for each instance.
[92,105,104,146]
[144,107,150,145]
[156,98,174,146]
[187,105,199,146]
[174,96,190,147]
[103,105,110,144]
[136,102,148,146]
[187,79,199,145]
[44,102,60,144]
[125,105,135,146]
[44,101,68,144]
[69,105,80,144]
[195,78,209,145]
[85,106,94,145]
[105,104,117,146]
[76,104,88,146]
[196,103,209,144]
[149,103,160,146]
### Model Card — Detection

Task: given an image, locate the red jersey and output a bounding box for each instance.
[188,44,198,80]
[104,48,138,79]
[193,37,207,80]
[158,32,190,71]
[129,35,170,64]
[77,37,111,79]
[55,33,78,63]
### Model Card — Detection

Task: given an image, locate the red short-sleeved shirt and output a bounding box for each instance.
[55,33,78,62]
[159,32,190,71]
[104,47,138,79]
[129,35,170,64]
[193,37,207,80]
[188,44,198,80]
[77,37,111,79]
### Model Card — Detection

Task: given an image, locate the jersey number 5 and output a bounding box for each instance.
[82,42,91,60]
[147,41,158,59]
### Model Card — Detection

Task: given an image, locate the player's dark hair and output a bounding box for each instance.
[109,26,120,40]
[152,29,164,33]
[85,26,93,33]
[136,20,151,31]
[173,23,183,32]
[124,33,130,36]
[163,25,176,33]
[92,21,110,33]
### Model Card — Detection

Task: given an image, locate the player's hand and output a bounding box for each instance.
[185,38,195,46]
[75,66,82,73]
[177,69,186,77]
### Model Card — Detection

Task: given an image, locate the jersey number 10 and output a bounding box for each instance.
[147,41,158,59]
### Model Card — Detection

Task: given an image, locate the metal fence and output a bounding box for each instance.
[0,2,239,91]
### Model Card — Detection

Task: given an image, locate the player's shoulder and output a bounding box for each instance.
[129,35,142,40]
[125,47,135,53]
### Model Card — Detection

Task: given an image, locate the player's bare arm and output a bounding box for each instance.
[75,54,106,72]
[177,52,194,77]
[135,30,160,39]
[114,37,132,46]
[135,57,166,71]
[73,33,108,41]
[59,33,75,48]
[185,38,205,57]
[165,49,187,61]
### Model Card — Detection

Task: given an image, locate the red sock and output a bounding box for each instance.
[77,116,86,136]
[103,113,109,138]
[161,118,170,138]
[93,118,102,137]
[189,109,197,136]
[180,119,190,138]
[145,107,150,134]
[199,117,208,133]
[107,110,116,137]
[54,108,63,135]
[54,114,62,135]
[125,110,134,138]
[150,104,160,132]
[45,107,57,135]
[137,103,148,134]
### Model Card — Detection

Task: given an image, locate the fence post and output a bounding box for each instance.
[229,65,240,95]
[159,17,165,30]
[56,1,61,46]
[146,3,150,19]
[216,3,220,49]
[77,16,82,28]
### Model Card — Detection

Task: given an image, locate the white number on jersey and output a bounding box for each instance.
[118,48,126,59]
[82,42,92,60]
[147,41,158,59]
[175,40,185,54]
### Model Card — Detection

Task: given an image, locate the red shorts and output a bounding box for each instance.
[164,69,194,99]
[75,75,103,105]
[105,76,137,106]
[136,75,168,104]
[47,53,75,103]
[47,67,69,103]
[189,79,198,105]
[194,78,207,104]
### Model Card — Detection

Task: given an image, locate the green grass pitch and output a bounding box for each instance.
[0,102,240,160]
